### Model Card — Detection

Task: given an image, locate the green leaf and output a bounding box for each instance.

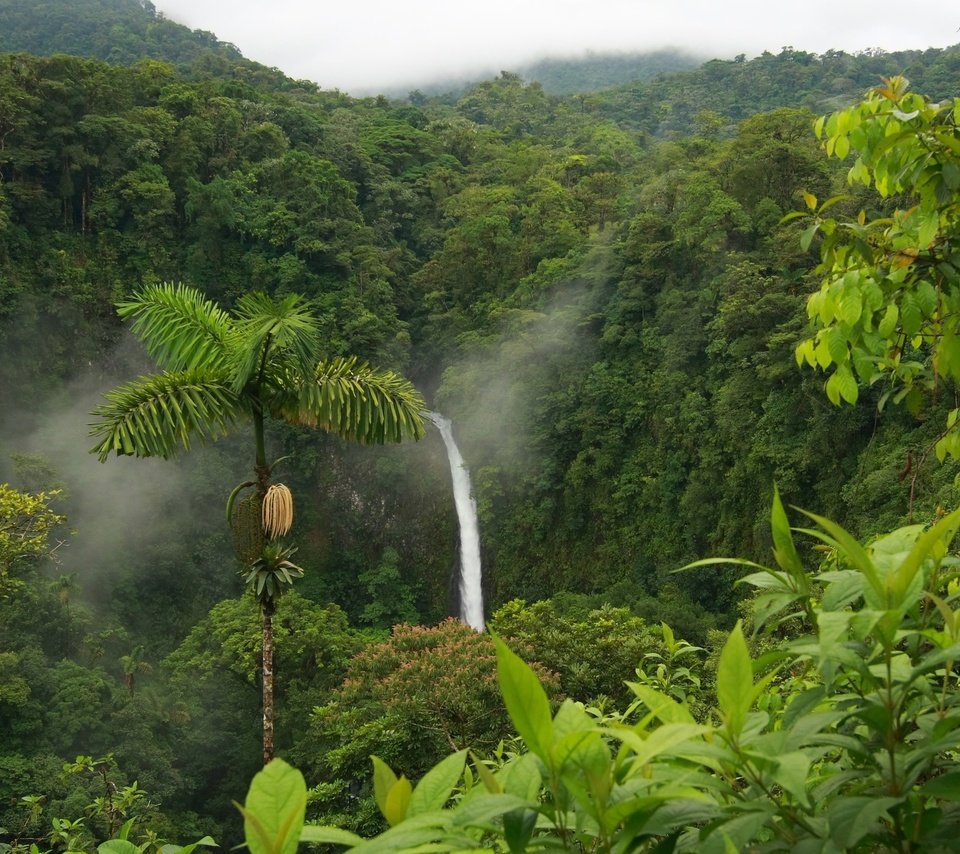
[918,211,940,247]
[625,683,696,725]
[606,722,708,766]
[891,506,960,602]
[796,510,884,601]
[97,842,139,854]
[299,825,365,846]
[839,287,862,325]
[470,753,501,794]
[499,753,542,800]
[770,485,804,582]
[800,223,819,251]
[923,771,960,799]
[769,751,811,805]
[450,793,533,829]
[408,750,467,816]
[118,283,233,374]
[878,302,899,338]
[716,621,752,739]
[829,365,859,405]
[371,756,398,819]
[828,796,899,848]
[901,292,922,336]
[165,837,217,854]
[239,759,306,854]
[383,775,412,827]
[348,811,452,854]
[494,635,553,760]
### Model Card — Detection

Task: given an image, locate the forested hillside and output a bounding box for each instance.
[3,0,960,847]
[0,0,244,69]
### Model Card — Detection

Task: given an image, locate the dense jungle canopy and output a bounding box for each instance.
[2,0,960,848]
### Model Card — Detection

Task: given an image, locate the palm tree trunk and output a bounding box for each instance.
[262,599,275,765]
[253,403,274,765]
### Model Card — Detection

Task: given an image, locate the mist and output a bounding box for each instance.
[1,334,233,605]
[155,0,959,95]
[435,243,616,487]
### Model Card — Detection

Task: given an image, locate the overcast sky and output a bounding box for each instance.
[154,0,958,94]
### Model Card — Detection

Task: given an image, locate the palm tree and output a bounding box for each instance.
[119,643,152,695]
[90,283,425,763]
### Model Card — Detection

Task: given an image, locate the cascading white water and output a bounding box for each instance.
[427,412,484,631]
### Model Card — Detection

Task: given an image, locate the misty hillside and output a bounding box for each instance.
[516,49,702,94]
[0,0,245,67]
[589,44,960,135]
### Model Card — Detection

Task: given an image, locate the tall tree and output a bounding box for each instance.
[89,283,425,762]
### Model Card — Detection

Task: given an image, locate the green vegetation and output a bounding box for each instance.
[246,494,960,850]
[2,0,960,847]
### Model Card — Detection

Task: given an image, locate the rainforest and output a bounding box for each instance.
[2,0,960,850]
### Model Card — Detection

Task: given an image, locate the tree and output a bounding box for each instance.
[295,619,559,834]
[90,282,425,763]
[0,484,64,597]
[794,78,960,459]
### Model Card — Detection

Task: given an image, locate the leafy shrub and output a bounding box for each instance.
[267,490,960,852]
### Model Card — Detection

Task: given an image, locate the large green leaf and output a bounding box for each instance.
[494,635,553,760]
[238,759,306,854]
[607,722,708,767]
[408,750,467,816]
[280,356,425,444]
[716,621,752,739]
[625,683,696,725]
[230,292,321,395]
[828,796,900,848]
[769,485,805,583]
[299,826,364,847]
[89,371,245,461]
[118,283,234,374]
[371,755,398,819]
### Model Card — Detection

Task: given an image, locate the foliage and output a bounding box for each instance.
[0,485,63,593]
[241,543,304,606]
[489,598,664,706]
[794,78,960,460]
[294,619,558,834]
[0,752,215,854]
[296,492,960,851]
[0,0,269,80]
[90,283,425,461]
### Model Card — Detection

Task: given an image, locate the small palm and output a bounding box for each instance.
[242,542,304,605]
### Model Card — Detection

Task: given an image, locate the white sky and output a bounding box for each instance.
[154,0,959,94]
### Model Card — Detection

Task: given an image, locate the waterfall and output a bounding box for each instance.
[427,412,484,631]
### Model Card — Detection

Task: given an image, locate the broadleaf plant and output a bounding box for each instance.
[279,494,960,851]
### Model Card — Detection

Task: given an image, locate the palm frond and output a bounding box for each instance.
[118,283,234,373]
[230,292,321,395]
[89,371,247,462]
[270,356,426,444]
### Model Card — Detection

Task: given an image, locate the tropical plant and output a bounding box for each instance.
[0,753,215,854]
[89,283,425,763]
[0,485,64,595]
[793,78,960,459]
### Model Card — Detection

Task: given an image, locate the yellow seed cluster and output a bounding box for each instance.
[262,483,294,539]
